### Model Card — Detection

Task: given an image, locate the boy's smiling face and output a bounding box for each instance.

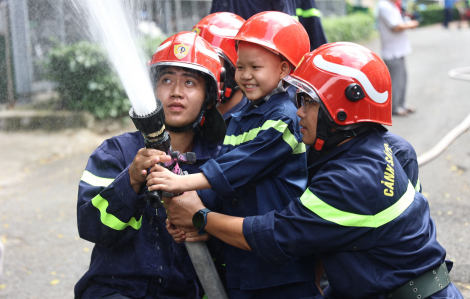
[235,42,290,101]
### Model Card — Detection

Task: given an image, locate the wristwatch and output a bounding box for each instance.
[192,208,212,236]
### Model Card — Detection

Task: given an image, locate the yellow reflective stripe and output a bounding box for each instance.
[223,119,306,153]
[292,15,299,21]
[414,177,420,192]
[296,8,321,18]
[91,194,142,230]
[81,170,114,187]
[293,142,306,154]
[300,181,415,228]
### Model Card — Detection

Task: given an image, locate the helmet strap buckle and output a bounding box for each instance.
[314,138,325,151]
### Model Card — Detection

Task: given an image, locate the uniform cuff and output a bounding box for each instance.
[243,215,293,267]
[114,165,146,209]
[199,158,234,198]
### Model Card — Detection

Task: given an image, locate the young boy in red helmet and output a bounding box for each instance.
[163,42,464,299]
[192,12,249,126]
[149,11,319,299]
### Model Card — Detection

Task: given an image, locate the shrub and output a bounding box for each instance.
[44,41,130,119]
[417,4,459,26]
[323,12,376,43]
[44,35,166,120]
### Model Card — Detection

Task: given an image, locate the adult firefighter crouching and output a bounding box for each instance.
[75,32,227,299]
[163,42,464,299]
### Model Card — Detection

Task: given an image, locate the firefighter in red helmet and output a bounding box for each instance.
[163,42,464,299]
[75,32,225,299]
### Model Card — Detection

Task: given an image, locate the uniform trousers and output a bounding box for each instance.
[384,56,408,114]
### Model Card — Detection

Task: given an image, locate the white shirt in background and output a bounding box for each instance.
[377,0,412,60]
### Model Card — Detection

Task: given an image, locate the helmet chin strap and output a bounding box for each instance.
[220,66,240,104]
[312,108,373,153]
[165,109,206,133]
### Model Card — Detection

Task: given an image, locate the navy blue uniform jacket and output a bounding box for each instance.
[243,127,462,298]
[199,91,315,290]
[75,132,220,299]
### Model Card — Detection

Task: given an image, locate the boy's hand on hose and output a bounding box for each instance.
[129,148,170,194]
[166,219,210,243]
[147,164,184,194]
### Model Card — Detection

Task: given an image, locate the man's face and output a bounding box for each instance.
[155,67,206,128]
[235,42,289,101]
[297,94,321,145]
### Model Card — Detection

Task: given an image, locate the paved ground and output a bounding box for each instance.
[1,21,470,298]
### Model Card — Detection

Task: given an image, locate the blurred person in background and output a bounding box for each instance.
[378,0,419,116]
[444,0,457,28]
[209,0,328,51]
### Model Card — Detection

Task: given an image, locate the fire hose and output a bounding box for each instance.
[129,103,228,299]
[417,67,470,166]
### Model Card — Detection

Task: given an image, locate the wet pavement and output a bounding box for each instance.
[1,22,470,298]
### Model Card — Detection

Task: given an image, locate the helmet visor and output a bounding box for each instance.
[284,75,321,109]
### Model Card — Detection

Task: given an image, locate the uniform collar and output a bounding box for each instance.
[235,91,289,118]
[251,80,286,108]
[307,129,370,174]
[191,133,220,161]
[222,96,250,121]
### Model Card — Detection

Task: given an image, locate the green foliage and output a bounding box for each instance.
[44,35,166,120]
[346,2,370,15]
[44,41,131,119]
[417,4,459,26]
[139,35,168,59]
[323,12,376,43]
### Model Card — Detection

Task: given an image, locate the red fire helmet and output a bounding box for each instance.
[148,32,227,143]
[192,12,245,68]
[149,31,223,103]
[285,42,392,127]
[231,11,310,69]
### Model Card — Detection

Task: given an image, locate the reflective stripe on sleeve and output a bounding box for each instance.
[291,15,299,21]
[414,177,421,192]
[81,170,114,187]
[300,181,415,228]
[296,8,322,18]
[223,119,306,153]
[92,194,142,230]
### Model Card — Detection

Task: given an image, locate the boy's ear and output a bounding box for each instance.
[280,61,290,79]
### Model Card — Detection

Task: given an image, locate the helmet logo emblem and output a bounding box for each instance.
[313,55,389,104]
[192,27,201,35]
[174,43,190,59]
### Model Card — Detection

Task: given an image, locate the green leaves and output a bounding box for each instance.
[43,36,164,120]
[322,12,376,43]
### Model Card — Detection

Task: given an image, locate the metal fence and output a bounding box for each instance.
[316,0,347,17]
[0,0,355,103]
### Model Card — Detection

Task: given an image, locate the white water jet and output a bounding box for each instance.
[82,0,156,116]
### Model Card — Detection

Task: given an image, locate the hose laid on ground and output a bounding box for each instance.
[417,67,470,166]
[417,113,470,166]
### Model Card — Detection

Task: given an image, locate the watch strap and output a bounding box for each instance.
[196,208,211,235]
